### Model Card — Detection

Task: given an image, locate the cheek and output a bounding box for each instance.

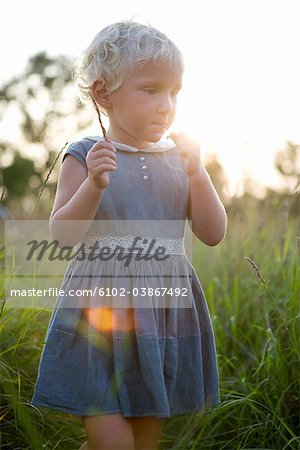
[134,94,152,108]
[170,107,177,120]
[131,99,153,119]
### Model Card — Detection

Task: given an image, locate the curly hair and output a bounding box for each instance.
[73,19,184,116]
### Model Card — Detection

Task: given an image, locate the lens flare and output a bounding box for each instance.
[84,305,135,333]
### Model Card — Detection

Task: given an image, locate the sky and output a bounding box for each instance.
[0,0,299,196]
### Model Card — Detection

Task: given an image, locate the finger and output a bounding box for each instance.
[169,131,187,145]
[88,160,117,173]
[90,141,117,154]
[93,164,118,175]
[88,148,118,162]
[169,132,179,144]
[89,155,117,167]
[175,144,189,158]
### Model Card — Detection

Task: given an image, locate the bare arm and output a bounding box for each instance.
[49,141,117,246]
[170,132,227,246]
[188,166,227,245]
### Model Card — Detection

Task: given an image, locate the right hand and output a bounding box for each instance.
[86,140,118,189]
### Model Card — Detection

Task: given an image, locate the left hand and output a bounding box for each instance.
[169,132,203,176]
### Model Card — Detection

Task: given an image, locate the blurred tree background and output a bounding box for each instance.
[0,51,299,219]
[0,51,94,218]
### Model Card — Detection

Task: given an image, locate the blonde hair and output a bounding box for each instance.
[73,19,184,116]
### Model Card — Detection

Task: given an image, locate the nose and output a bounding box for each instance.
[157,93,175,114]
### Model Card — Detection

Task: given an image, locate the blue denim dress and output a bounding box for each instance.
[31,136,220,418]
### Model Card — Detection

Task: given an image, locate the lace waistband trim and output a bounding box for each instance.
[75,235,185,255]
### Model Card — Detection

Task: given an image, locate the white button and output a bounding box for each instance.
[142,165,148,170]
[140,156,146,161]
[142,175,149,181]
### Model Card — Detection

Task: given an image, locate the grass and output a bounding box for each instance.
[180,199,300,450]
[0,195,299,449]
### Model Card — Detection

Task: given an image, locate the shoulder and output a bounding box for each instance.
[67,135,100,153]
[62,135,101,166]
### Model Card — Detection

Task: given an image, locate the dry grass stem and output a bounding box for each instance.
[244,256,266,285]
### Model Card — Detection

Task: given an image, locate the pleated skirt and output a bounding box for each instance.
[31,254,220,417]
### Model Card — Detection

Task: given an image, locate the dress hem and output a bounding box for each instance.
[30,399,221,418]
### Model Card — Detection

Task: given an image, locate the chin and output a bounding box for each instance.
[148,132,167,142]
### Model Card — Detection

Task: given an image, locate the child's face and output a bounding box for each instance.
[106,60,183,148]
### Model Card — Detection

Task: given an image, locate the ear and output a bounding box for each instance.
[92,79,112,110]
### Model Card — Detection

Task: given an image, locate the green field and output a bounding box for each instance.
[1,196,299,449]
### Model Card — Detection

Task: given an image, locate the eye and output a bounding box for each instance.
[144,88,157,95]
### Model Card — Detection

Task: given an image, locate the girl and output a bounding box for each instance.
[31,20,227,450]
